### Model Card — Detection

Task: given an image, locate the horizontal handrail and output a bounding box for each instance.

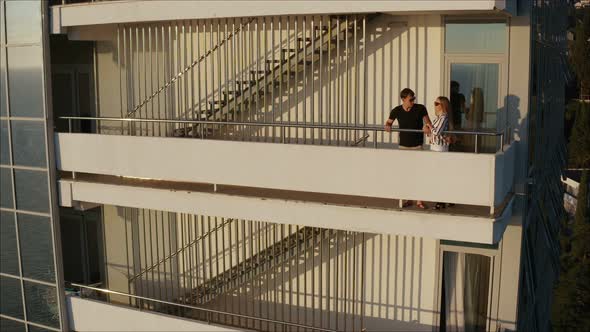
[59,116,503,137]
[69,283,337,332]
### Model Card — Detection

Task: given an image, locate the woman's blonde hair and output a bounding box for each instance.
[436,96,451,115]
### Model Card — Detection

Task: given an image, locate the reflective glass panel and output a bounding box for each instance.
[1,48,6,117]
[18,214,55,282]
[14,169,49,213]
[11,120,46,167]
[450,63,499,129]
[1,120,10,165]
[445,22,506,54]
[24,282,60,328]
[7,46,44,118]
[0,276,24,319]
[0,318,26,332]
[5,0,42,44]
[0,211,19,275]
[28,325,53,332]
[1,167,14,208]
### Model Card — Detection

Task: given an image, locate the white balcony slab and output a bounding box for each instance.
[66,295,241,331]
[58,177,512,244]
[50,1,514,33]
[55,133,515,209]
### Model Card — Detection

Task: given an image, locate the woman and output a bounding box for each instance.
[428,96,451,152]
[427,96,451,209]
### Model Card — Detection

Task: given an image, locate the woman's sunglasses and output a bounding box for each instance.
[434,101,441,106]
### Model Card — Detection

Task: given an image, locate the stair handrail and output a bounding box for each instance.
[126,18,256,118]
[128,218,234,283]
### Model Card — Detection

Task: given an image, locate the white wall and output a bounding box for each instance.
[66,295,242,331]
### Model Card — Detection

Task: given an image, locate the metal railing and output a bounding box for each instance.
[69,282,337,332]
[60,116,508,153]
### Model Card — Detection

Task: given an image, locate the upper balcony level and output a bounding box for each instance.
[49,12,526,244]
[50,0,517,34]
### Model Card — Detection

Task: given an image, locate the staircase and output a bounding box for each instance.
[178,227,329,306]
[171,16,368,138]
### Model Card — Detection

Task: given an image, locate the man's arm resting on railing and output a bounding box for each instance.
[384,118,394,132]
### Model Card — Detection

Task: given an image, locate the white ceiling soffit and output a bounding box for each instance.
[51,0,513,33]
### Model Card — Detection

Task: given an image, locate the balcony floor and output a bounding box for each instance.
[61,172,496,219]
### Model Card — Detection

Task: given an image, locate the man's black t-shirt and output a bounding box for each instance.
[388,104,428,147]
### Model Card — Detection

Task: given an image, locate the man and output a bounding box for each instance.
[450,80,466,129]
[385,88,432,209]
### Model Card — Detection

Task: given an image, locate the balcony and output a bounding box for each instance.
[55,117,515,244]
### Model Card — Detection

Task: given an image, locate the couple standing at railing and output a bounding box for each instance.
[384,88,452,210]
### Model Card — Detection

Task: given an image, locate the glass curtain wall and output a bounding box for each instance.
[0,1,65,331]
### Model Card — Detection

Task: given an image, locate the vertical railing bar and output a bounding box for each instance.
[190,22,196,137]
[142,26,148,135]
[148,211,155,304]
[216,20,222,139]
[248,220,254,329]
[295,17,299,144]
[354,17,358,143]
[208,20,214,139]
[345,16,349,143]
[214,217,220,323]
[242,220,248,328]
[319,16,323,145]
[154,24,161,136]
[240,19,246,141]
[224,19,229,138]
[363,16,368,147]
[117,25,124,134]
[153,210,161,301]
[262,18,268,141]
[335,230,339,331]
[343,231,348,332]
[124,208,132,306]
[168,24,173,134]
[352,232,357,331]
[257,221,262,330]
[311,228,316,329]
[248,20,253,141]
[203,22,209,137]
[196,21,203,136]
[188,215,195,306]
[303,226,308,330]
[336,18,340,145]
[207,217,214,305]
[279,18,283,143]
[183,22,189,135]
[270,17,275,143]
[319,229,324,329]
[361,232,366,331]
[303,16,307,144]
[137,26,142,135]
[288,224,293,325]
[310,17,315,144]
[149,25,154,135]
[287,17,292,143]
[255,18,260,142]
[160,212,168,303]
[327,17,332,145]
[231,19,237,140]
[167,212,176,312]
[296,225,301,331]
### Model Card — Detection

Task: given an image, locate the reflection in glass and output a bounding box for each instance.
[28,325,53,332]
[11,120,47,168]
[24,282,60,328]
[5,0,42,45]
[18,214,55,282]
[1,167,14,208]
[450,63,499,130]
[7,46,44,118]
[0,318,26,332]
[0,276,24,319]
[1,211,19,275]
[445,22,506,54]
[14,169,49,213]
[1,120,10,165]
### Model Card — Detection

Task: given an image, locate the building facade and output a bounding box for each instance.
[0,0,568,331]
